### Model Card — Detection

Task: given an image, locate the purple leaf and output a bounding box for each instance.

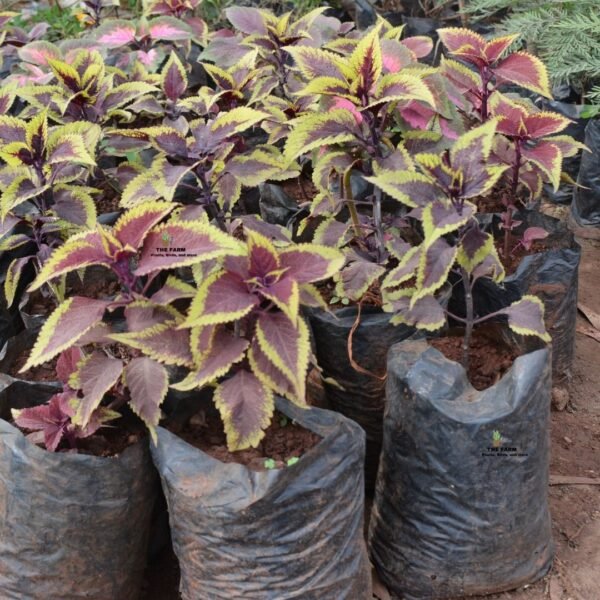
[124,357,168,436]
[74,352,124,428]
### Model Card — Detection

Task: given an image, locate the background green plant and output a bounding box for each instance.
[12,5,84,41]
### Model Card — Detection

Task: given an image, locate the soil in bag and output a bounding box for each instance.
[151,397,372,600]
[369,332,553,599]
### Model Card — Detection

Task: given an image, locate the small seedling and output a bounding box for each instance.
[286,457,299,467]
[264,458,276,469]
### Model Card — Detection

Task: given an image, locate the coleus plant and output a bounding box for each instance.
[112,106,296,225]
[18,201,242,437]
[283,23,441,302]
[0,112,101,307]
[173,230,344,450]
[366,119,550,367]
[17,49,158,125]
[92,16,195,69]
[12,347,119,452]
[437,28,553,121]
[487,91,587,256]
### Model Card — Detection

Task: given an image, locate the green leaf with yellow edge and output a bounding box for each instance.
[349,24,382,84]
[364,170,442,208]
[457,228,504,283]
[210,106,268,140]
[450,118,498,166]
[413,238,457,304]
[1,177,47,218]
[371,72,435,107]
[422,200,474,244]
[4,256,31,307]
[0,115,26,144]
[284,45,353,81]
[382,245,420,290]
[47,58,81,91]
[284,109,361,162]
[0,141,28,167]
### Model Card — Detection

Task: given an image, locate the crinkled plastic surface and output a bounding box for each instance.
[505,212,579,380]
[307,306,413,493]
[369,338,553,599]
[572,119,600,226]
[0,377,158,600]
[151,397,372,600]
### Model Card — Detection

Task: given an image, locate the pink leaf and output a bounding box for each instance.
[331,97,363,125]
[148,17,192,41]
[401,36,433,58]
[95,22,136,47]
[522,226,549,250]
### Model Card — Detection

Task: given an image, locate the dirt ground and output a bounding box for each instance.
[144,208,600,600]
[463,215,600,600]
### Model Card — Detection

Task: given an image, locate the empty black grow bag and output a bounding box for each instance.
[369,337,553,599]
[0,376,158,600]
[307,306,413,493]
[151,397,372,600]
[572,118,600,226]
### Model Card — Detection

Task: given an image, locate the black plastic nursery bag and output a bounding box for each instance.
[572,118,600,226]
[369,338,553,599]
[0,376,158,600]
[151,397,372,600]
[307,306,413,493]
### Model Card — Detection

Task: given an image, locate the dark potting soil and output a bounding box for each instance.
[25,275,119,317]
[8,352,58,381]
[475,180,528,214]
[76,423,145,458]
[280,176,317,206]
[495,233,565,275]
[430,328,521,391]
[174,409,321,471]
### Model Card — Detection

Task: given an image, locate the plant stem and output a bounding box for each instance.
[373,187,385,261]
[343,169,363,238]
[503,138,522,258]
[461,268,474,370]
[479,67,490,121]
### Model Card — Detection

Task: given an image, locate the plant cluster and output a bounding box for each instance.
[0,7,584,453]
